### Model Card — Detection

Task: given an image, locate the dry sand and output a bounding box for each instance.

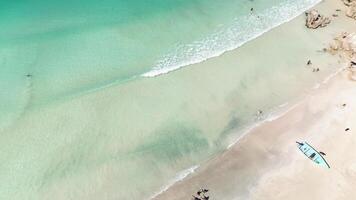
[250,71,356,200]
[153,0,356,199]
[153,71,356,200]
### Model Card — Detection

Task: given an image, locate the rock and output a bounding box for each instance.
[346,2,356,19]
[342,0,356,6]
[305,10,331,29]
[328,32,356,81]
[329,32,356,54]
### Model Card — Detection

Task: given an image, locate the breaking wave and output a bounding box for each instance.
[142,0,321,77]
[149,165,199,199]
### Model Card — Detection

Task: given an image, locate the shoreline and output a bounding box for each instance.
[150,63,348,200]
[141,0,322,78]
[152,64,355,200]
[23,0,335,111]
[151,0,356,199]
[27,0,324,108]
[1,0,355,199]
[249,69,356,200]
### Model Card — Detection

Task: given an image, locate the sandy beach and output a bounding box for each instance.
[153,0,356,199]
[1,0,355,199]
[154,70,356,200]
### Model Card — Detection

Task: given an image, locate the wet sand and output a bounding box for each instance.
[154,70,356,199]
[153,0,356,199]
[0,0,354,199]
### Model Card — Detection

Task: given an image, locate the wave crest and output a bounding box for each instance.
[142,0,321,77]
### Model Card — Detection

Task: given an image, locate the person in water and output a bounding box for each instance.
[255,110,263,120]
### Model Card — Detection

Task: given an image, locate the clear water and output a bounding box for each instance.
[0,0,330,199]
[0,0,320,128]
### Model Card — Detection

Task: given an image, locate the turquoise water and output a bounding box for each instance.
[0,0,320,129]
[0,0,330,199]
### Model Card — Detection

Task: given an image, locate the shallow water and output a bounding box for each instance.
[0,0,320,128]
[0,0,340,199]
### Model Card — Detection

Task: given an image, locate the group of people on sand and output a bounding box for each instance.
[192,188,210,200]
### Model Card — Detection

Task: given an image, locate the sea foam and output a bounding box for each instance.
[149,165,199,200]
[142,0,321,77]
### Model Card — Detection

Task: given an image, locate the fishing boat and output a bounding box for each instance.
[296,141,330,168]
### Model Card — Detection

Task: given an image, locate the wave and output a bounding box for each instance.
[142,0,321,77]
[149,165,199,200]
[0,76,32,132]
[146,56,347,200]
